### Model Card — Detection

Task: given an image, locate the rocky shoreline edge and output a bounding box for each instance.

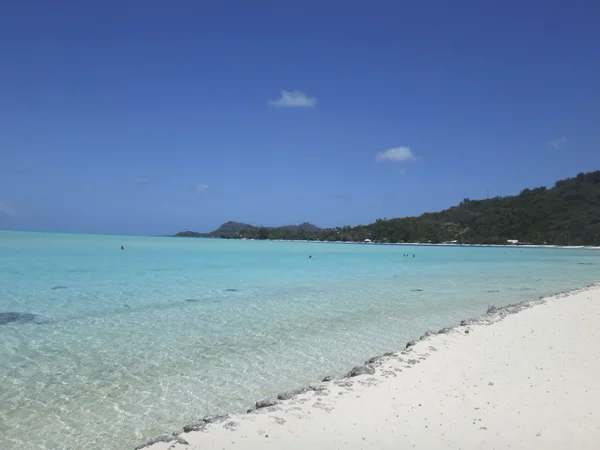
[134,283,598,450]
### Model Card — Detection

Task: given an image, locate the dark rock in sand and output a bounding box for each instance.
[345,365,375,378]
[309,384,328,392]
[460,319,469,326]
[134,434,189,450]
[277,391,296,401]
[405,340,417,349]
[255,399,280,409]
[437,327,452,334]
[465,329,470,334]
[0,312,37,326]
[202,414,229,424]
[487,304,498,314]
[183,422,208,433]
[322,376,334,382]
[383,352,395,357]
[277,387,310,400]
[365,355,384,365]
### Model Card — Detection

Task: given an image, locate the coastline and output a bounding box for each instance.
[213,236,600,250]
[138,283,600,450]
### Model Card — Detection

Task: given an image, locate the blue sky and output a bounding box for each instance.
[1,1,599,235]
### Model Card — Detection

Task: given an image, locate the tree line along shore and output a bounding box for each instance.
[176,170,600,246]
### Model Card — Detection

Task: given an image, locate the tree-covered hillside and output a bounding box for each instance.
[174,221,321,239]
[175,171,600,246]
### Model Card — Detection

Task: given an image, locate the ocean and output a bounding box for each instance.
[1,230,599,450]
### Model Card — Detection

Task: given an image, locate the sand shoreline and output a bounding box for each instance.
[136,282,600,450]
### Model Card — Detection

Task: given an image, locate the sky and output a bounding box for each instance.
[1,0,599,235]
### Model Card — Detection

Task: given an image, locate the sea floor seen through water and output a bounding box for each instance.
[1,231,599,450]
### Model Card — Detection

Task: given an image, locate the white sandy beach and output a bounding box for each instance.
[141,284,600,450]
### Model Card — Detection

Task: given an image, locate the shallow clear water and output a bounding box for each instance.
[1,230,599,450]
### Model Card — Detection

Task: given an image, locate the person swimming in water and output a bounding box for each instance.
[121,246,124,250]
[308,255,312,259]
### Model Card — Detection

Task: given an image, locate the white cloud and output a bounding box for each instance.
[195,184,208,192]
[376,146,417,163]
[548,136,567,149]
[0,201,17,217]
[268,90,317,108]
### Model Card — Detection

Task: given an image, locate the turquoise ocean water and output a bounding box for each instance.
[1,230,599,449]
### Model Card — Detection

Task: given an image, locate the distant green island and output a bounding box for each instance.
[175,170,600,246]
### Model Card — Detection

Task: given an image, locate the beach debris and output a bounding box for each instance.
[309,384,328,392]
[465,329,470,334]
[181,413,229,432]
[202,413,229,424]
[312,401,334,412]
[271,416,286,425]
[345,365,375,378]
[460,319,469,326]
[437,327,452,334]
[487,303,498,314]
[183,422,208,433]
[277,387,310,400]
[383,351,396,357]
[365,355,384,365]
[0,312,37,326]
[322,375,334,382]
[405,340,417,349]
[223,421,239,431]
[255,398,281,409]
[134,434,189,450]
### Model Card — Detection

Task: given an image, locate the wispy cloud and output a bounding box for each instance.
[548,136,567,149]
[398,168,406,175]
[268,90,317,108]
[0,201,17,217]
[376,146,417,163]
[195,184,209,192]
